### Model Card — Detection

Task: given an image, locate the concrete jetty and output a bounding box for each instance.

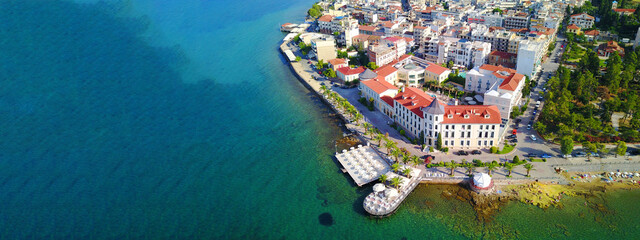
[363,167,422,216]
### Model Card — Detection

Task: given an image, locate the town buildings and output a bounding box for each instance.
[465,64,525,121]
[568,13,594,29]
[311,36,337,61]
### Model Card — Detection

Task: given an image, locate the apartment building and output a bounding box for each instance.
[568,13,594,29]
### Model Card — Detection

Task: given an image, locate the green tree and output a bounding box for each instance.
[295,56,301,62]
[379,174,388,184]
[316,59,325,70]
[366,62,379,70]
[390,147,401,162]
[374,133,384,146]
[512,155,520,164]
[444,160,458,176]
[391,177,401,189]
[583,141,596,160]
[410,155,421,167]
[504,163,514,177]
[523,163,535,177]
[436,133,442,150]
[385,140,396,154]
[492,8,503,14]
[391,163,400,173]
[354,112,363,125]
[486,161,499,176]
[402,168,412,178]
[401,153,411,164]
[561,136,574,157]
[463,161,475,176]
[616,141,627,158]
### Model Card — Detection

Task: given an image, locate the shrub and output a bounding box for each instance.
[400,129,406,136]
[512,155,520,164]
[429,146,434,152]
[543,159,547,162]
[490,146,498,154]
[442,147,449,153]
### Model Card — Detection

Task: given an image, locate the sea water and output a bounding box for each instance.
[0,1,638,239]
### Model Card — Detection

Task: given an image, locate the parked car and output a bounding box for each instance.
[457,150,469,156]
[562,154,573,158]
[530,135,537,141]
[515,119,522,124]
[541,153,552,158]
[507,135,517,139]
[524,153,538,158]
[510,139,518,143]
[471,150,482,155]
[574,152,587,157]
[527,124,531,130]
[590,152,600,157]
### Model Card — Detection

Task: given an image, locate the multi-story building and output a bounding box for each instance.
[374,64,399,85]
[367,37,407,66]
[396,61,426,87]
[311,36,337,61]
[504,12,529,30]
[487,51,517,69]
[437,38,491,68]
[516,39,544,77]
[391,87,502,149]
[359,77,398,114]
[318,15,334,34]
[569,13,594,29]
[465,64,525,121]
[337,66,366,82]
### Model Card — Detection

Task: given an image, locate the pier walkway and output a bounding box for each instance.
[363,167,422,216]
[335,145,391,186]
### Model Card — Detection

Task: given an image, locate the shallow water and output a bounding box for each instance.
[0,1,638,239]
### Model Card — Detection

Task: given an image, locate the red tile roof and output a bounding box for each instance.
[414,26,428,30]
[567,24,580,30]
[337,66,366,76]
[359,25,377,31]
[374,64,397,77]
[441,105,501,124]
[328,58,347,66]
[403,37,414,43]
[584,29,600,36]
[361,79,398,94]
[613,9,636,13]
[393,87,434,118]
[318,15,334,22]
[499,73,524,91]
[570,13,594,19]
[381,95,395,107]
[489,50,516,59]
[425,62,450,75]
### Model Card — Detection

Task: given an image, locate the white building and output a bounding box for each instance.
[516,39,544,78]
[391,87,502,149]
[437,38,491,68]
[337,66,366,82]
[311,36,337,62]
[359,78,398,115]
[568,13,594,29]
[396,61,426,87]
[466,64,526,121]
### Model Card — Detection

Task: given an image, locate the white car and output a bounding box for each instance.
[530,135,537,141]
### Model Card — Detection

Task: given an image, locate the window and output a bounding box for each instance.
[444,140,448,146]
[452,125,455,130]
[478,132,482,137]
[491,132,494,138]
[492,125,495,130]
[467,141,470,146]
[429,115,432,120]
[435,116,438,121]
[445,125,449,130]
[485,132,488,138]
[452,132,455,138]
[490,140,493,145]
[445,132,449,138]
[478,141,481,146]
[480,125,483,130]
[484,140,487,145]
[468,132,471,138]
[461,140,464,146]
[468,125,471,129]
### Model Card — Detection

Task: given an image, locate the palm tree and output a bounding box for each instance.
[486,161,499,176]
[320,85,328,95]
[362,122,372,136]
[379,174,388,184]
[444,160,458,176]
[410,155,421,167]
[391,163,400,173]
[374,133,384,146]
[523,163,535,177]
[384,140,396,154]
[504,163,514,177]
[401,153,411,164]
[391,177,401,189]
[402,168,412,178]
[463,162,476,176]
[390,147,401,163]
[354,112,363,125]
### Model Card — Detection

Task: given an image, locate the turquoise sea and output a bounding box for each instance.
[0,0,639,239]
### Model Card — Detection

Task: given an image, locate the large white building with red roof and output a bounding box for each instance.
[337,66,366,82]
[391,87,502,149]
[359,77,398,117]
[466,64,526,121]
[568,13,594,29]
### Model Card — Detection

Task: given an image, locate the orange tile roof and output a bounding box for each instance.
[425,62,450,75]
[381,95,395,107]
[613,9,636,13]
[489,50,516,59]
[374,64,397,77]
[328,58,347,66]
[318,15,334,22]
[361,79,398,94]
[498,73,524,91]
[359,25,377,31]
[441,105,502,124]
[567,24,580,30]
[570,13,594,19]
[393,87,434,118]
[584,29,600,36]
[337,66,365,75]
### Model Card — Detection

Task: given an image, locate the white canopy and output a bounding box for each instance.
[473,173,492,188]
[468,101,477,105]
[465,97,473,101]
[384,188,399,198]
[373,183,386,192]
